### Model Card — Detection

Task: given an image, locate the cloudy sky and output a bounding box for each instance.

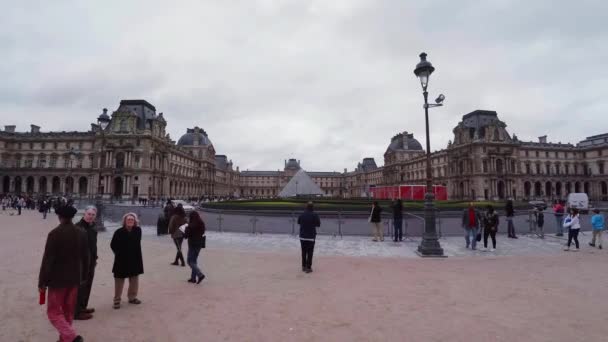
[2,0,607,171]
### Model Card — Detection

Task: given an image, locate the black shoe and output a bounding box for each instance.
[600,245,603,250]
[556,233,564,237]
[513,236,518,239]
[187,278,196,283]
[305,267,313,273]
[73,335,84,342]
[170,262,179,266]
[589,242,596,247]
[197,274,205,284]
[302,267,307,272]
[393,239,398,242]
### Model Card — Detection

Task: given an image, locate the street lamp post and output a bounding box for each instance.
[414,52,445,257]
[95,108,111,232]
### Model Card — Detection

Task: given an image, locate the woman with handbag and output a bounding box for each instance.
[483,205,499,252]
[369,201,383,242]
[563,208,581,251]
[168,205,187,266]
[184,211,206,284]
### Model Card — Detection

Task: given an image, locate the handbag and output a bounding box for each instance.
[476,232,482,242]
[201,235,206,249]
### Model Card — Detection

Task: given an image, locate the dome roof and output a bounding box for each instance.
[386,132,423,152]
[177,127,212,146]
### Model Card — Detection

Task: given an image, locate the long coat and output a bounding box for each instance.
[110,226,144,279]
[38,222,89,289]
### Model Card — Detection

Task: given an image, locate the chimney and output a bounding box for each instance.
[538,135,547,144]
[4,125,16,133]
[30,125,40,133]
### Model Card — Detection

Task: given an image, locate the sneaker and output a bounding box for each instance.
[482,247,488,251]
[563,247,570,251]
[573,248,580,252]
[490,248,495,252]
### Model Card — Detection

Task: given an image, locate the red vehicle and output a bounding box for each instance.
[370,185,448,201]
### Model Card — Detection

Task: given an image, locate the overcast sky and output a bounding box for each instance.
[2,0,607,171]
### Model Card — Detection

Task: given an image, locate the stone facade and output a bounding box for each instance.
[1,104,607,202]
[0,100,238,201]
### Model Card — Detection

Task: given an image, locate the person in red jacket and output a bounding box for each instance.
[38,206,88,342]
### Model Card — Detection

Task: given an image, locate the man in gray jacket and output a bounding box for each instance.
[462,202,482,250]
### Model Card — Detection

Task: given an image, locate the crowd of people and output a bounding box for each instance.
[31,194,605,341]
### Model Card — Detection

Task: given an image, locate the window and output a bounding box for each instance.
[29,142,33,149]
[545,151,549,158]
[483,160,488,173]
[18,142,22,149]
[50,156,57,168]
[42,142,46,149]
[136,139,141,147]
[79,142,83,149]
[25,159,33,168]
[600,162,605,175]
[535,151,539,157]
[53,142,57,149]
[525,150,529,157]
[526,164,531,174]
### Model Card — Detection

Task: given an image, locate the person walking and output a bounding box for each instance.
[168,204,187,266]
[38,205,88,342]
[369,201,383,242]
[534,207,545,238]
[392,199,403,242]
[298,202,320,273]
[74,206,98,320]
[505,200,518,238]
[563,208,581,251]
[462,202,481,250]
[40,199,49,219]
[589,209,604,249]
[17,197,24,215]
[483,205,499,252]
[184,211,206,284]
[553,201,565,236]
[110,213,144,309]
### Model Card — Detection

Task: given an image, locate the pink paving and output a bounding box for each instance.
[1,210,607,342]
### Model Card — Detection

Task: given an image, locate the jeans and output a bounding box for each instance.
[484,228,497,248]
[555,215,564,235]
[173,237,185,265]
[507,217,517,237]
[187,245,203,280]
[567,229,580,248]
[393,219,403,241]
[300,240,315,269]
[47,287,78,342]
[43,211,47,219]
[464,228,479,249]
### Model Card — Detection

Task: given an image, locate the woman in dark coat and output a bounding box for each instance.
[111,212,143,309]
[168,205,187,266]
[184,211,206,284]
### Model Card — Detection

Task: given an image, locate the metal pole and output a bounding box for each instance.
[94,130,106,232]
[416,90,444,257]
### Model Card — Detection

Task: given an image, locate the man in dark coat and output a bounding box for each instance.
[38,205,88,342]
[297,202,321,273]
[74,206,98,320]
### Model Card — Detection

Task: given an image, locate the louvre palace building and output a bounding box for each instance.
[1,100,607,202]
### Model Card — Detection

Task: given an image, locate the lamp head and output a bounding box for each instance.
[414,52,435,90]
[97,108,110,130]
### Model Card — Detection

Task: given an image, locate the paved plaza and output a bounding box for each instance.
[2,210,608,341]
